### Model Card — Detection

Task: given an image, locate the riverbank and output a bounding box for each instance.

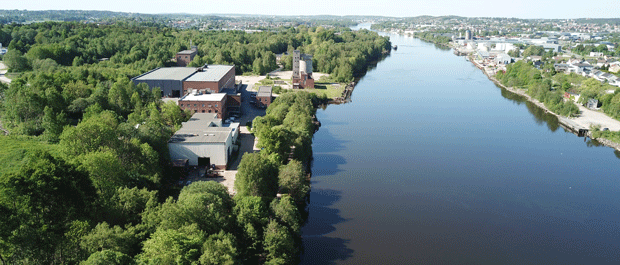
[469,56,620,151]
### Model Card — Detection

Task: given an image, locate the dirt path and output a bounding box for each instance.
[573,105,620,131]
[0,62,11,84]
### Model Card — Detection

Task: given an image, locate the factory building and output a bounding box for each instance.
[181,65,236,95]
[256,86,273,108]
[178,92,227,119]
[168,113,240,169]
[131,65,235,98]
[291,50,314,89]
[176,46,197,67]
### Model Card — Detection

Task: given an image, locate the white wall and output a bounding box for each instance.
[169,140,231,166]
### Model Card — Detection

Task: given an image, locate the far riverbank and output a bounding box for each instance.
[466,53,620,151]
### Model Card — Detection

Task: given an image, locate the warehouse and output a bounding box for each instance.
[132,67,197,97]
[182,65,236,95]
[131,65,235,98]
[178,91,227,118]
[168,113,240,169]
[256,86,273,108]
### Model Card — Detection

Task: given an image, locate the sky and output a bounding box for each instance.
[4,0,620,19]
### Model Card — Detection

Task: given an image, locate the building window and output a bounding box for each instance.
[208,110,211,113]
[202,104,205,107]
[194,104,197,107]
[208,105,212,107]
[202,110,205,113]
[215,110,218,113]
[180,104,184,107]
[215,104,218,107]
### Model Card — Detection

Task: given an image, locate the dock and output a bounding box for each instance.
[558,117,589,137]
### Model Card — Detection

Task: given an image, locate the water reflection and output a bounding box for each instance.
[301,189,353,265]
[497,84,561,132]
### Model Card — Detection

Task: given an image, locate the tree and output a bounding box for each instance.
[176,181,234,234]
[270,195,302,234]
[80,222,141,257]
[233,196,269,261]
[278,160,309,203]
[234,151,280,198]
[81,250,136,265]
[0,150,96,263]
[41,105,67,143]
[3,49,30,72]
[263,220,296,264]
[199,231,238,265]
[137,224,205,265]
[253,57,264,75]
[507,48,520,58]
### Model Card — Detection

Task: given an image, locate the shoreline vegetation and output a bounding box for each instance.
[0,21,391,264]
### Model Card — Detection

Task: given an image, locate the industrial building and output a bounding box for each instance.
[131,65,235,98]
[168,113,240,169]
[178,92,227,118]
[256,86,273,108]
[181,65,236,95]
[292,50,314,89]
[176,47,197,67]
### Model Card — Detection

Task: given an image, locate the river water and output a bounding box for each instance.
[301,25,620,264]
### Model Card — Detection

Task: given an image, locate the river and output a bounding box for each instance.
[300,25,620,264]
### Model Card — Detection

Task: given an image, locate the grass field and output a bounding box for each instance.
[0,135,58,176]
[298,82,345,98]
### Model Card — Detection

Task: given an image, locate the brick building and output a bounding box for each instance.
[178,92,227,119]
[131,65,235,98]
[256,86,273,108]
[176,46,197,67]
[182,65,236,95]
[292,50,314,89]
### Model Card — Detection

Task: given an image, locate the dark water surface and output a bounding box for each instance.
[301,28,620,264]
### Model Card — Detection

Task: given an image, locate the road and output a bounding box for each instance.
[573,104,620,131]
[0,62,11,84]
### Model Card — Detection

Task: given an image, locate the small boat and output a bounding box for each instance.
[393,45,398,50]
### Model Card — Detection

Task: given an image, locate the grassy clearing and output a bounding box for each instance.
[298,82,345,99]
[0,135,58,176]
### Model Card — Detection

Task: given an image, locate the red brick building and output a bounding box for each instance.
[256,86,273,108]
[292,50,314,89]
[182,65,236,95]
[178,93,227,119]
[176,47,197,67]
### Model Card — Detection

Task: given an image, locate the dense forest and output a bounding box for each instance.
[0,21,390,264]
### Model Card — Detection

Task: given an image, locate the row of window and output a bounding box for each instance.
[179,103,218,107]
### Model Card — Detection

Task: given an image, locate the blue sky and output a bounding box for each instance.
[4,0,620,19]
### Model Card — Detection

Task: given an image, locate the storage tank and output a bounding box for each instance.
[299,56,312,74]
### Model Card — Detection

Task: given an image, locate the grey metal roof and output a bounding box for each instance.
[257,86,272,97]
[185,65,234,82]
[177,50,196,55]
[134,67,197,81]
[169,113,234,143]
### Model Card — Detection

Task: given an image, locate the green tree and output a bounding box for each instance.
[234,152,280,198]
[263,220,296,264]
[3,49,30,72]
[233,196,269,261]
[0,150,96,264]
[137,224,205,265]
[81,250,136,265]
[278,160,309,203]
[80,222,142,257]
[199,231,238,265]
[270,195,302,234]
